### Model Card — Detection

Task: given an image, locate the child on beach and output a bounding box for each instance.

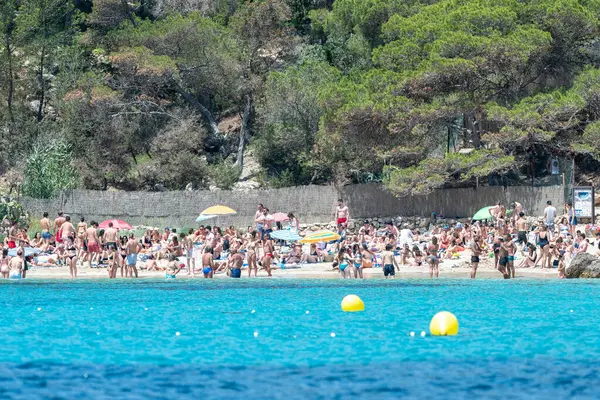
[401,243,412,265]
[382,244,399,279]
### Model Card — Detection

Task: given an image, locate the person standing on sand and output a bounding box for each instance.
[470,235,482,279]
[427,236,440,278]
[85,222,100,266]
[335,199,350,228]
[504,234,516,279]
[544,200,557,232]
[497,237,509,278]
[104,222,119,278]
[510,202,523,225]
[566,201,577,235]
[126,233,141,278]
[54,212,66,243]
[262,233,275,277]
[255,204,265,238]
[61,216,76,242]
[184,229,195,276]
[40,213,51,244]
[77,217,88,258]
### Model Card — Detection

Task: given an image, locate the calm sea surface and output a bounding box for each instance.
[1,278,599,399]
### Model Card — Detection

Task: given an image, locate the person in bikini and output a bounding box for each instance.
[427,236,440,278]
[63,235,79,278]
[246,231,259,277]
[262,233,275,277]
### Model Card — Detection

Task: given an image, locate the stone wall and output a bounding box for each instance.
[20,184,565,228]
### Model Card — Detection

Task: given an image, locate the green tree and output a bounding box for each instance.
[22,139,79,198]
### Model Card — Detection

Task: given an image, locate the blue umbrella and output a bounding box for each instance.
[8,247,42,257]
[196,214,217,223]
[270,230,302,241]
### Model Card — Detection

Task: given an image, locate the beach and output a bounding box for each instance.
[20,259,558,280]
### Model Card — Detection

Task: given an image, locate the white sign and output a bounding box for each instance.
[574,187,593,218]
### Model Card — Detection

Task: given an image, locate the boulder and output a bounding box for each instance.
[565,253,600,278]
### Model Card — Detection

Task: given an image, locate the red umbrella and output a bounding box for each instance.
[98,219,133,230]
[272,212,289,222]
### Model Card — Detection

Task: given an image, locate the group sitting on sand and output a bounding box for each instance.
[0,199,594,280]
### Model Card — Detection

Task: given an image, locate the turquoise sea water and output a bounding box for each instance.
[1,278,599,399]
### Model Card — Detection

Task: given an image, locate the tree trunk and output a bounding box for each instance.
[36,45,46,122]
[236,95,252,170]
[172,79,220,137]
[121,0,137,27]
[4,24,15,134]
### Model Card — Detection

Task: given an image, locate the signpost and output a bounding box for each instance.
[573,186,595,225]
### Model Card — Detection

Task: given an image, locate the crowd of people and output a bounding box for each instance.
[0,198,594,280]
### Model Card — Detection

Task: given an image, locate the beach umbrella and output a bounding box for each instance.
[200,205,237,215]
[271,212,289,222]
[196,214,217,223]
[270,230,302,241]
[98,219,133,230]
[300,230,340,244]
[8,247,41,257]
[472,206,494,221]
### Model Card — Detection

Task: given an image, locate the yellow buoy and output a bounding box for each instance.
[429,311,459,336]
[341,295,365,312]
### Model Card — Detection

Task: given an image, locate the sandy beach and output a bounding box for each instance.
[19,258,558,280]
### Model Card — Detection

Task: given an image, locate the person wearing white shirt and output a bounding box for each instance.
[544,200,557,231]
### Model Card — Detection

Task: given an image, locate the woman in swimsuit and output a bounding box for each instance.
[535,225,550,269]
[64,236,79,278]
[119,236,128,277]
[246,231,259,277]
[1,249,10,279]
[360,243,375,277]
[518,244,538,268]
[352,244,362,279]
[262,234,274,277]
[427,236,440,278]
[412,245,423,266]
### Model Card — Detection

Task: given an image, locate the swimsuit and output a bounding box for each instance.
[203,267,212,275]
[126,254,137,265]
[106,242,118,251]
[383,264,395,277]
[165,273,176,279]
[9,271,22,280]
[508,255,515,262]
[42,232,51,240]
[471,256,480,263]
[231,268,241,278]
[339,263,348,271]
[537,235,549,247]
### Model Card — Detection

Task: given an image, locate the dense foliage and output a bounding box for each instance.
[2,0,600,196]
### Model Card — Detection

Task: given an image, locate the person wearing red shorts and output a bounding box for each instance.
[335,199,350,227]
